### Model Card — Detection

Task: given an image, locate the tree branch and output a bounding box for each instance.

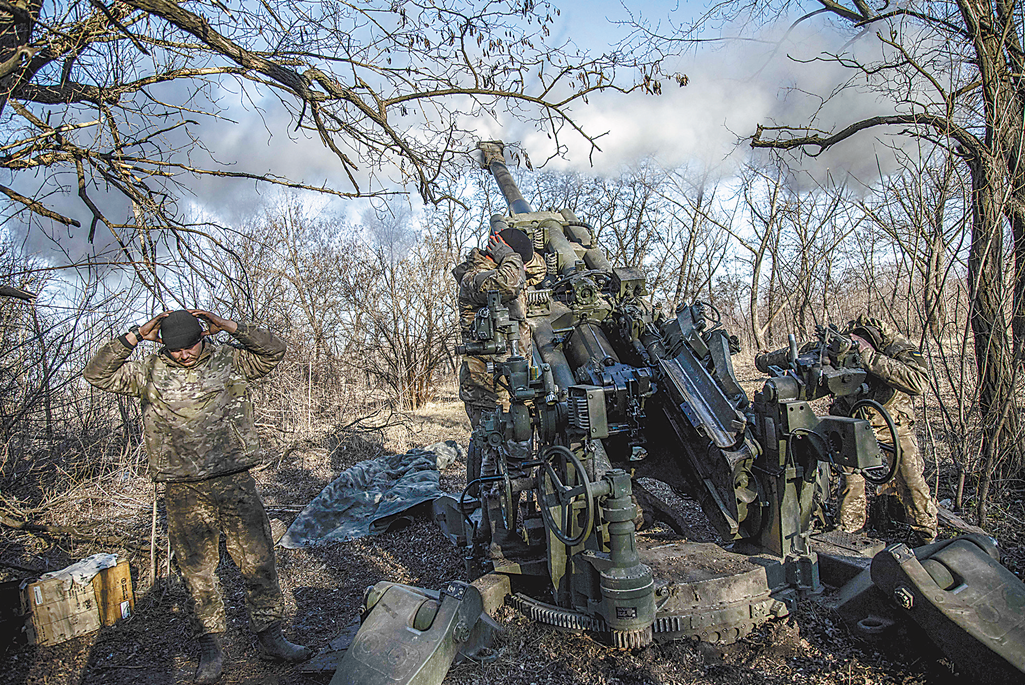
[0,182,80,226]
[752,114,984,160]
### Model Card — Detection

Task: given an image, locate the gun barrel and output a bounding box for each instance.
[478,141,532,215]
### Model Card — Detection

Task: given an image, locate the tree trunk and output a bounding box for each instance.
[967,159,1019,524]
[924,231,946,340]
[750,249,766,351]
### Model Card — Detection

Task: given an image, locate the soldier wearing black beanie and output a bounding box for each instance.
[159,309,204,351]
[84,308,309,682]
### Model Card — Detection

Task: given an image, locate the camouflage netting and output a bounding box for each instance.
[277,441,463,548]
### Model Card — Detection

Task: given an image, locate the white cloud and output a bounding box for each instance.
[502,17,918,190]
[4,4,929,273]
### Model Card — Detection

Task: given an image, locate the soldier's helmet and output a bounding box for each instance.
[844,314,889,351]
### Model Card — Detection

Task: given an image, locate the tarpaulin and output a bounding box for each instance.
[277,440,462,548]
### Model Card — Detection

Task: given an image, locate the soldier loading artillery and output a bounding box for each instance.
[453,226,545,561]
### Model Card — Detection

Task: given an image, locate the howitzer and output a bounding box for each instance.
[460,141,900,647]
[334,142,1025,685]
[464,141,1025,669]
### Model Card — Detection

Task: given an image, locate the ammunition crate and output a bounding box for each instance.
[21,559,134,646]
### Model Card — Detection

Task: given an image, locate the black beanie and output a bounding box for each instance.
[498,228,534,263]
[161,310,204,351]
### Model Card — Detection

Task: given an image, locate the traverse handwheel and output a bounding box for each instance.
[536,445,596,546]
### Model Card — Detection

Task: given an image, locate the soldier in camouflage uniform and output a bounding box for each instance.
[453,228,544,428]
[453,228,544,560]
[84,309,309,684]
[830,315,938,544]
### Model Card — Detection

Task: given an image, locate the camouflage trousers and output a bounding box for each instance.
[838,421,938,539]
[459,355,508,430]
[165,470,285,635]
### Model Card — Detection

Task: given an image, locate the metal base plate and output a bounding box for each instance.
[810,530,886,587]
[641,540,795,643]
[512,540,797,645]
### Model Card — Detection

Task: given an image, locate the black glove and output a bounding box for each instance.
[488,233,516,263]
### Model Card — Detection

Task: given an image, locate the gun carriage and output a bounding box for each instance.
[334,141,1025,685]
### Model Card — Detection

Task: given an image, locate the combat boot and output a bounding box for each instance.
[911,529,938,547]
[195,632,224,684]
[257,622,311,662]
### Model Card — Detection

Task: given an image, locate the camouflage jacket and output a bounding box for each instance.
[83,324,286,482]
[453,248,546,356]
[831,330,928,425]
[454,247,524,321]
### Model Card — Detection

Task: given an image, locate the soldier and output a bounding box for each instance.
[453,227,543,429]
[84,309,309,684]
[453,228,543,560]
[831,315,938,545]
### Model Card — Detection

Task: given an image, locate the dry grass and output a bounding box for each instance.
[1,372,1021,684]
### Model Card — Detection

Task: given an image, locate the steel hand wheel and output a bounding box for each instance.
[850,398,901,485]
[536,445,596,546]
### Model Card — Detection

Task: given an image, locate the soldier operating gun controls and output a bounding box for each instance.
[454,227,545,562]
[756,315,938,545]
[453,228,543,430]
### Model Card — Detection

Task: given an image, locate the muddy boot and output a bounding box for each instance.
[195,633,224,684]
[870,494,904,533]
[257,622,311,662]
[910,528,938,548]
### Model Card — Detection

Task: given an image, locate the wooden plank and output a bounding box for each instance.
[937,505,988,537]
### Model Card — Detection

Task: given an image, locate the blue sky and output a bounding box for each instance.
[9,1,911,280]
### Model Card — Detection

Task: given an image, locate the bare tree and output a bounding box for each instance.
[635,1,1024,522]
[0,234,122,481]
[777,177,861,335]
[0,0,659,297]
[859,148,971,340]
[730,162,787,351]
[349,208,456,409]
[657,167,733,310]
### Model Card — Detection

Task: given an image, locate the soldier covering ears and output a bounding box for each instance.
[84,309,309,684]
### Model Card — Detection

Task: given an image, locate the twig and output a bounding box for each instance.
[149,483,157,586]
[0,513,150,551]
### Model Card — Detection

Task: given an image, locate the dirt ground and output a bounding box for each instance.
[1,377,1021,685]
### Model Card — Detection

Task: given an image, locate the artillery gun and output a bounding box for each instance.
[336,141,1025,685]
[459,140,893,648]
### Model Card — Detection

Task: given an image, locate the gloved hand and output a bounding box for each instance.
[488,232,516,263]
[849,333,872,352]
